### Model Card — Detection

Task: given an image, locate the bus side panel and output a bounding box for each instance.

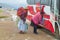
[44,20,54,33]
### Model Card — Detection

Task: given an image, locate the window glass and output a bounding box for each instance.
[56,0,60,15]
[50,0,54,13]
[27,0,34,4]
[27,0,31,4]
[27,0,50,6]
[35,0,40,4]
[41,0,48,5]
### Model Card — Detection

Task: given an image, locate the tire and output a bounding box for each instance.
[55,22,59,39]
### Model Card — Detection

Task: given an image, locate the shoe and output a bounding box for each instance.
[19,31,25,34]
[34,32,38,34]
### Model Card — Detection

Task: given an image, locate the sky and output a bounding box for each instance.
[0,0,28,9]
[0,0,27,4]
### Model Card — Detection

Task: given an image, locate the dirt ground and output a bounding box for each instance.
[0,20,57,40]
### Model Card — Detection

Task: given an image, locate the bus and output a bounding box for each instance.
[26,0,60,37]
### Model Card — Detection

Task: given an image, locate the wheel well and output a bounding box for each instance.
[55,22,58,28]
[55,22,59,34]
[55,22,60,39]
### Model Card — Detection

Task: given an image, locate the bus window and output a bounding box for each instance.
[56,0,60,15]
[54,0,60,15]
[27,0,51,6]
[40,0,51,6]
[35,0,40,4]
[27,0,35,5]
[56,0,60,24]
[50,0,54,13]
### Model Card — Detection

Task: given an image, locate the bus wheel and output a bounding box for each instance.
[55,22,59,39]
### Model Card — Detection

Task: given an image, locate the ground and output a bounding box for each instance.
[0,20,57,40]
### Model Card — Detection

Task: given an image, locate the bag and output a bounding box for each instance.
[18,19,28,32]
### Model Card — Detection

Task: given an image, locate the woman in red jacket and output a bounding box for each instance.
[17,7,28,33]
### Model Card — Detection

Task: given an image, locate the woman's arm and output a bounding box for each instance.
[38,24,45,27]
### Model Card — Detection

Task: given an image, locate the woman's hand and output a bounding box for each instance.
[38,24,45,27]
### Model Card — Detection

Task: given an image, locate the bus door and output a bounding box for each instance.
[57,0,60,25]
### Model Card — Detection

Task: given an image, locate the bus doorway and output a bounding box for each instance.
[53,0,60,38]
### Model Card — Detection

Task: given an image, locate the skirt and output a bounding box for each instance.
[18,19,28,32]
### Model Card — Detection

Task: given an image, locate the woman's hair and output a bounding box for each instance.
[40,5,45,14]
[40,11,45,14]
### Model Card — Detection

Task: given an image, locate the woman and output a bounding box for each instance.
[17,7,28,34]
[30,5,45,34]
